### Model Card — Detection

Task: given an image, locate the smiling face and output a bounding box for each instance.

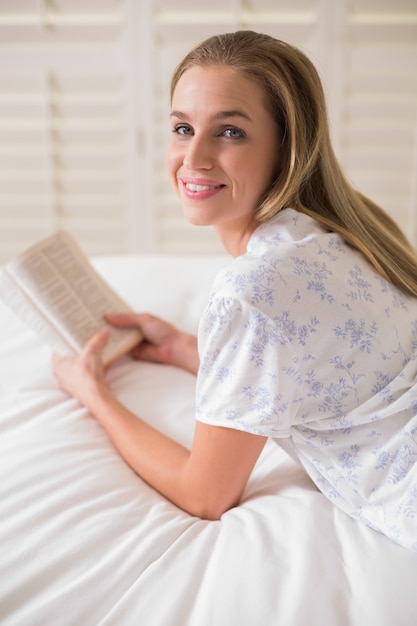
[166,64,281,255]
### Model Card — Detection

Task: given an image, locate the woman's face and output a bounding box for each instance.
[166,64,281,255]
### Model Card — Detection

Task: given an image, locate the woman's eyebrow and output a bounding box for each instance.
[170,109,251,121]
[213,110,251,121]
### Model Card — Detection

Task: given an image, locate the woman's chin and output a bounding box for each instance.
[182,208,214,227]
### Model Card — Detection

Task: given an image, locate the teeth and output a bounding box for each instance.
[186,183,217,192]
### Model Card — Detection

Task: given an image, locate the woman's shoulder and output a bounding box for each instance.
[216,209,348,285]
[206,210,335,308]
[208,207,407,313]
[248,208,343,253]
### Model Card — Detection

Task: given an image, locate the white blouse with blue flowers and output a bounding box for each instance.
[196,208,417,550]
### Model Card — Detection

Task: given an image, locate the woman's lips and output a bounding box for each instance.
[181,178,225,199]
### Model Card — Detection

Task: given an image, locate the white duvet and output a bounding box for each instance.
[1,255,416,626]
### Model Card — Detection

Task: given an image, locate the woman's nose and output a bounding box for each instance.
[183,135,213,171]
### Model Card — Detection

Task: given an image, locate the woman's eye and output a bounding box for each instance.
[223,127,245,139]
[173,125,193,136]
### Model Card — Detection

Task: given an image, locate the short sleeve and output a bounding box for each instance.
[195,295,301,438]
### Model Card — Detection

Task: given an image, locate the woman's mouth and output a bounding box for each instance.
[185,183,218,192]
[181,179,225,199]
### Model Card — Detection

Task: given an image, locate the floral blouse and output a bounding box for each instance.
[196,208,417,550]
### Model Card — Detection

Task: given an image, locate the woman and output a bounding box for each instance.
[53,31,417,550]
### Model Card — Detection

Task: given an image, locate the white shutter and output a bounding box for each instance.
[0,0,416,262]
[0,70,52,254]
[339,0,417,243]
[0,0,144,263]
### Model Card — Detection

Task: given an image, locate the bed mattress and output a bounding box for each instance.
[1,254,416,626]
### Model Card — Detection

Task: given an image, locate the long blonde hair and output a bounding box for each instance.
[171,30,417,297]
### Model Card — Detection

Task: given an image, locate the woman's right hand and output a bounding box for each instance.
[105,312,200,375]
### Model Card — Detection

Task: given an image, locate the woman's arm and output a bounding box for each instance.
[84,388,266,520]
[52,325,266,519]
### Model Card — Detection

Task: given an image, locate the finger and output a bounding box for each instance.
[130,342,155,361]
[104,312,147,328]
[84,326,110,355]
[130,340,168,364]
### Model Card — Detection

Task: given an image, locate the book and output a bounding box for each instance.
[0,230,142,365]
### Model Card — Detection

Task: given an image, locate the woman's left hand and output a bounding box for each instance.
[52,326,111,408]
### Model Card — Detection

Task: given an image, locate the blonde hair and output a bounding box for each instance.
[171,30,417,297]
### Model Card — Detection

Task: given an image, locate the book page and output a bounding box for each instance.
[0,268,76,355]
[2,231,142,364]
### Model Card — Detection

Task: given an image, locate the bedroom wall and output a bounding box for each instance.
[0,0,416,263]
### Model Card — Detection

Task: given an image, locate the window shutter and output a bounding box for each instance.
[0,0,142,263]
[340,0,417,243]
[0,0,416,263]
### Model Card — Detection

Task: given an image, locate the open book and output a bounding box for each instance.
[0,231,142,365]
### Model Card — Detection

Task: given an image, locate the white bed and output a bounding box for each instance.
[1,254,416,626]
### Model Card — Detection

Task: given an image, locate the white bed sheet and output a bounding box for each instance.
[1,254,416,626]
